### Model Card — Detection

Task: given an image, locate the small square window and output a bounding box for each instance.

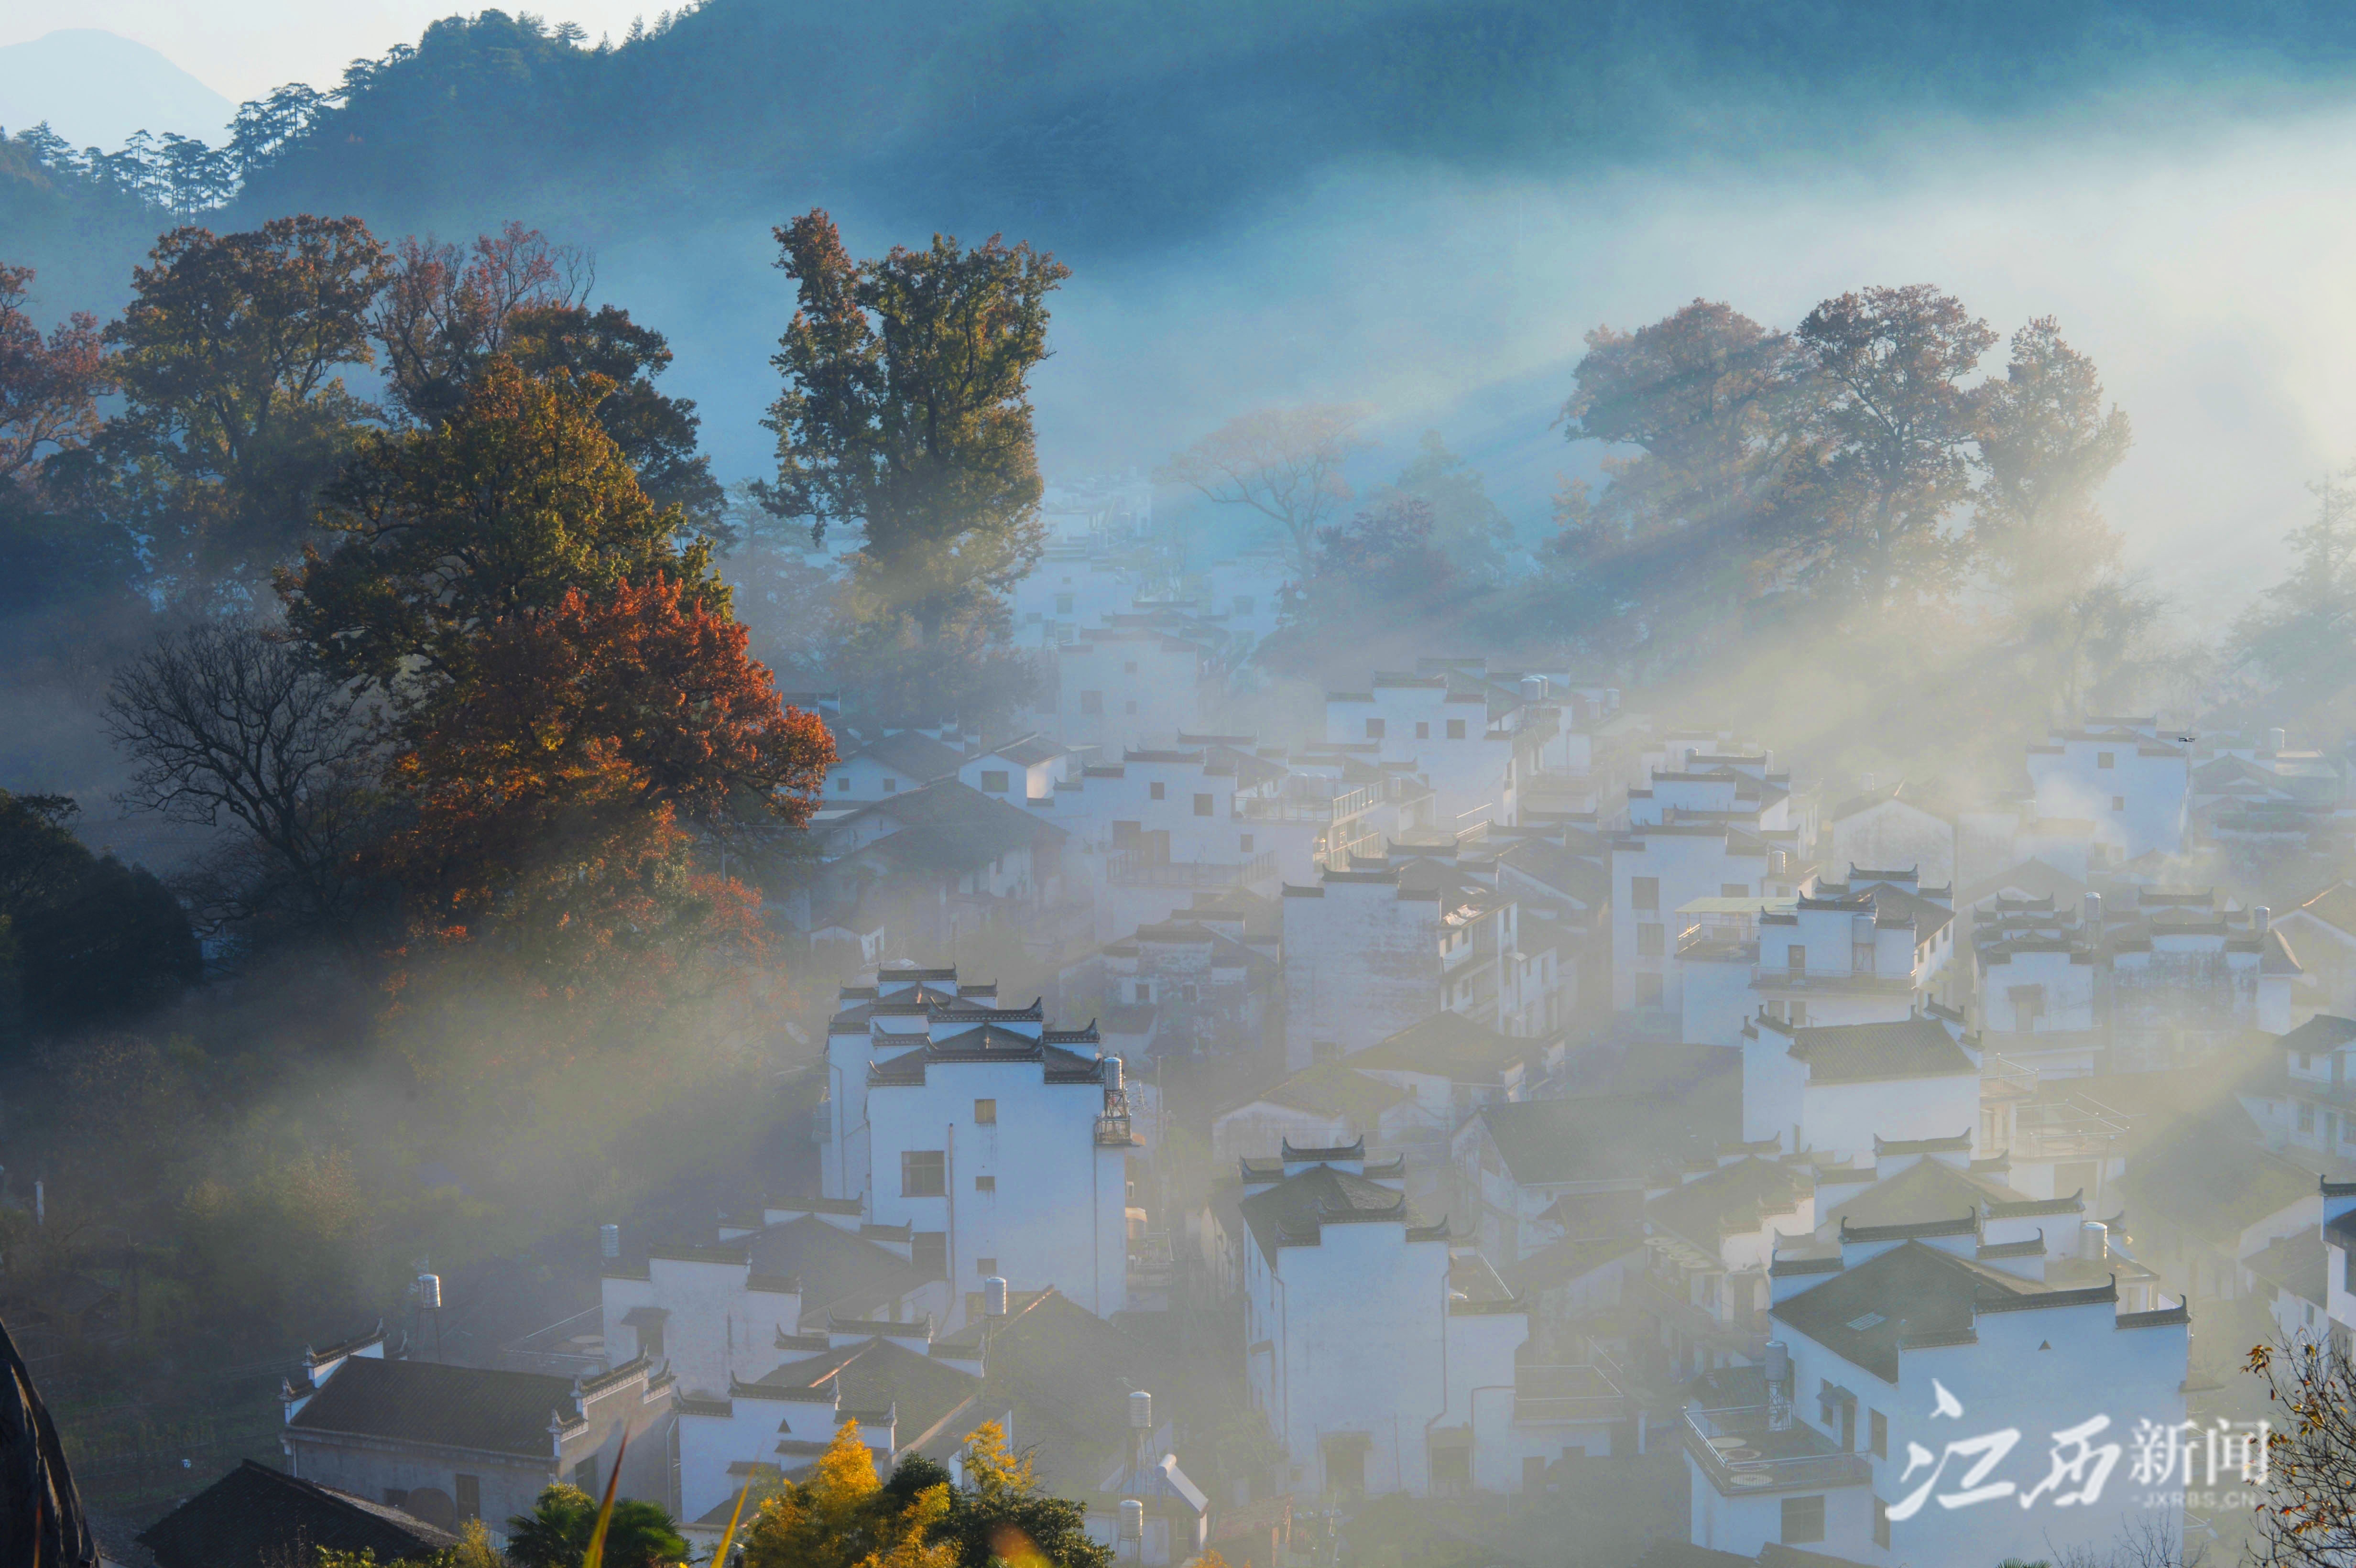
[1055,593,1075,614]
[1150,782,1166,800]
[975,1175,996,1192]
[1194,793,1213,816]
[902,1151,946,1197]
[456,1473,481,1522]
[977,1256,998,1275]
[1781,1495,1825,1545]
[1240,834,1254,852]
[1366,718,1385,739]
[881,778,896,793]
[1416,721,1430,739]
[973,1098,997,1124]
[2097,751,2115,769]
[1629,876,1659,912]
[1447,719,1466,740]
[1080,691,1103,715]
[2111,795,2125,812]
[836,776,852,792]
[1124,661,1138,675]
[981,770,1010,792]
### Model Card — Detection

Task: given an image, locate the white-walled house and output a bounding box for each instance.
[2023,722,2190,867]
[1053,620,1222,751]
[1826,784,1955,889]
[819,965,1139,1320]
[2100,893,2299,1069]
[823,731,969,805]
[1679,888,1922,1049]
[1611,766,1806,1019]
[1740,1014,1983,1163]
[957,734,1071,803]
[1969,893,2103,1078]
[1681,1218,2189,1568]
[1235,1142,1630,1498]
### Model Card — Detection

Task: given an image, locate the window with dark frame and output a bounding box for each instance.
[1447,719,1466,740]
[902,1150,946,1197]
[974,1098,997,1124]
[1781,1495,1825,1545]
[1629,876,1659,912]
[457,1473,482,1521]
[1194,793,1213,816]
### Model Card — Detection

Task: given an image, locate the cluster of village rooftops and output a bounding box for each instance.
[154,503,2356,1568]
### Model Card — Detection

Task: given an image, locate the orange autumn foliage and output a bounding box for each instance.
[379,572,834,1002]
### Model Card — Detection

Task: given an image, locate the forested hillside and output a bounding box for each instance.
[14,0,2356,316]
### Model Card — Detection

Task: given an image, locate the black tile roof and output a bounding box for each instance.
[758,1336,978,1450]
[285,1357,575,1459]
[1787,1017,1978,1084]
[1475,1073,1738,1188]
[1236,1164,1423,1263]
[1772,1239,2116,1381]
[747,1214,933,1320]
[1647,1157,1811,1250]
[138,1460,459,1568]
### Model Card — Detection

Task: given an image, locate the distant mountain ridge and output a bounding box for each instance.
[0,29,233,151]
[229,0,2356,259]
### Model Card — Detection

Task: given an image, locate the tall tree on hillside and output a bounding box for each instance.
[280,357,832,996]
[0,263,108,491]
[0,261,128,613]
[1972,316,2146,718]
[1159,404,1369,576]
[1789,284,1996,611]
[89,215,388,594]
[1542,300,1812,658]
[1363,431,1517,585]
[374,223,724,529]
[2233,468,2356,726]
[762,209,1066,725]
[104,620,382,942]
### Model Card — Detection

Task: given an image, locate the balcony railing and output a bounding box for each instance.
[1106,849,1278,887]
[1681,1404,1873,1496]
[1511,1363,1632,1426]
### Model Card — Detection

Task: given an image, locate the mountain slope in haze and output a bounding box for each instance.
[230,0,2356,260]
[0,29,234,151]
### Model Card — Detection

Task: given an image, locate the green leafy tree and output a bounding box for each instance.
[1787,283,1996,612]
[88,214,387,594]
[506,1482,687,1568]
[937,1421,1111,1568]
[282,353,719,693]
[2233,468,2356,726]
[373,223,722,529]
[1543,299,1813,660]
[1364,431,1516,585]
[762,209,1066,724]
[0,790,199,1044]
